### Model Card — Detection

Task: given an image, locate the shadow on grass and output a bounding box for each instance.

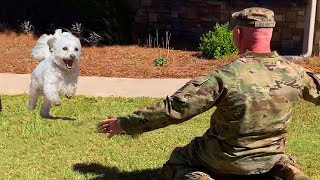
[73,163,278,180]
[73,163,164,180]
[43,116,76,121]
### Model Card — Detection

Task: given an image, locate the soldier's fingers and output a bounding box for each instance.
[99,122,111,128]
[97,120,108,127]
[107,131,116,138]
[97,124,111,133]
[97,127,107,133]
[107,116,117,120]
[98,119,114,127]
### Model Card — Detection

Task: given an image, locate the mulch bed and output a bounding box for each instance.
[0,32,319,79]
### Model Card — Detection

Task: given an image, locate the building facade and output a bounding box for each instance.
[127,0,309,55]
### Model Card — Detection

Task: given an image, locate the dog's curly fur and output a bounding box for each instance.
[28,29,82,118]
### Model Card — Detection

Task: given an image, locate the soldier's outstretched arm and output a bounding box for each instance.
[116,73,226,135]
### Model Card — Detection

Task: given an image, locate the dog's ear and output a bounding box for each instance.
[47,37,57,52]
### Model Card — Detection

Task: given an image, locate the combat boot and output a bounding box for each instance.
[270,157,310,180]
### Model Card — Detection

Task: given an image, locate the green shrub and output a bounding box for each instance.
[199,23,238,59]
[154,57,168,67]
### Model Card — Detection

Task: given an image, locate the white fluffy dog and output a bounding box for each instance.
[28,29,82,118]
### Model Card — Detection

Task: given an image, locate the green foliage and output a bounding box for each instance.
[154,57,168,67]
[199,23,238,59]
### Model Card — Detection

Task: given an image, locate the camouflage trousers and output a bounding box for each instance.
[161,144,215,180]
[161,144,298,180]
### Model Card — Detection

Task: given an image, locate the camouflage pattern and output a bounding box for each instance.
[232,7,276,28]
[118,51,320,178]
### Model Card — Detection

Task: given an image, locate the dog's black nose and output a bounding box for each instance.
[70,54,75,59]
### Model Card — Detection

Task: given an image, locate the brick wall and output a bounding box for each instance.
[127,0,307,55]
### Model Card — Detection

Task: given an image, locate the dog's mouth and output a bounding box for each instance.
[63,59,74,69]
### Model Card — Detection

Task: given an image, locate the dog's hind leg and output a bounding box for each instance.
[28,80,40,111]
[40,98,52,118]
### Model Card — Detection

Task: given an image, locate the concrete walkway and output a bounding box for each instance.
[0,73,190,98]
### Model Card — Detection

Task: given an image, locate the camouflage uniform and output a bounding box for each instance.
[231,7,276,28]
[117,8,319,179]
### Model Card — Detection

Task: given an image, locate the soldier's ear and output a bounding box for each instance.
[233,26,241,50]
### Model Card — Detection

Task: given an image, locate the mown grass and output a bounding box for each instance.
[0,95,319,180]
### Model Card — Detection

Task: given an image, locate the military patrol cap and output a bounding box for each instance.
[232,7,276,28]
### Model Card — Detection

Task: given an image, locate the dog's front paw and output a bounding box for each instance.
[40,112,54,119]
[65,94,73,99]
[51,99,61,106]
[64,84,76,99]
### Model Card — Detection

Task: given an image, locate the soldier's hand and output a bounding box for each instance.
[97,116,124,138]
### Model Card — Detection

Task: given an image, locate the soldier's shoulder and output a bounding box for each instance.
[284,60,310,77]
[220,58,248,70]
[207,58,247,79]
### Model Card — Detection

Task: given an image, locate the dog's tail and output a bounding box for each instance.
[31,29,63,61]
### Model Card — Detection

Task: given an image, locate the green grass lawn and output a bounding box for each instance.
[0,95,319,180]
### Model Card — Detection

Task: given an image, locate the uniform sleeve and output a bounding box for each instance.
[302,71,320,105]
[118,74,226,135]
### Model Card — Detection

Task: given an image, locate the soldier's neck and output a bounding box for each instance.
[240,44,272,54]
[238,27,273,54]
[239,39,271,54]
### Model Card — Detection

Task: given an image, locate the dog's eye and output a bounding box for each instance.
[63,47,68,51]
[75,48,79,51]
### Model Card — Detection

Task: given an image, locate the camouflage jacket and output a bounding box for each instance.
[118,51,320,175]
